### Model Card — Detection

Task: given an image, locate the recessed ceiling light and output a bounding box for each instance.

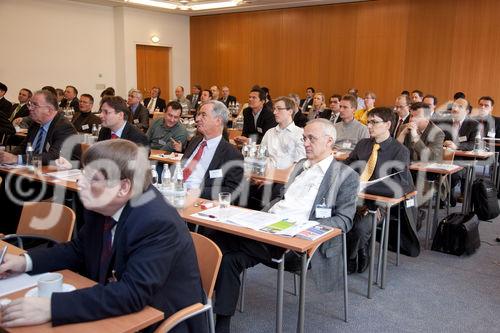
[151,35,160,43]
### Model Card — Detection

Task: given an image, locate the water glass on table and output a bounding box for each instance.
[218,192,231,222]
[32,154,43,172]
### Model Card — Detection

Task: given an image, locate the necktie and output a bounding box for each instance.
[302,98,310,113]
[147,98,155,113]
[111,133,118,139]
[183,141,207,181]
[360,143,380,182]
[452,120,460,140]
[395,118,403,136]
[33,127,46,154]
[10,104,22,122]
[99,216,117,284]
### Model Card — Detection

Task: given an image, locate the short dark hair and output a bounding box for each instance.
[101,96,130,119]
[453,91,465,100]
[56,88,64,97]
[423,94,437,106]
[250,88,266,101]
[152,86,161,96]
[66,85,78,96]
[307,87,315,93]
[193,84,202,91]
[367,107,394,123]
[0,82,7,92]
[101,87,115,98]
[80,93,94,104]
[166,100,182,113]
[411,90,423,98]
[479,96,495,106]
[341,94,358,110]
[401,90,410,96]
[397,94,412,106]
[42,86,57,97]
[273,96,295,111]
[261,87,270,99]
[202,89,213,98]
[20,88,33,98]
[410,102,431,117]
[330,94,342,101]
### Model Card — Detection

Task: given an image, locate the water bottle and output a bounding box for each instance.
[161,165,173,202]
[151,165,159,187]
[91,124,98,137]
[26,142,34,170]
[172,162,186,207]
[474,134,484,152]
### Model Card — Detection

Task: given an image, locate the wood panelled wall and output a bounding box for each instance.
[190,0,500,113]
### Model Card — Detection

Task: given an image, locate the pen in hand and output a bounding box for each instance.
[0,246,8,265]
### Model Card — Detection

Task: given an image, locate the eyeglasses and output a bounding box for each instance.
[394,105,408,110]
[302,134,329,143]
[273,107,289,112]
[27,101,50,110]
[367,120,386,126]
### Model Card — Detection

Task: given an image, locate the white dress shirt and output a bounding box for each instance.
[260,122,305,169]
[269,155,333,222]
[184,135,222,190]
[113,121,127,138]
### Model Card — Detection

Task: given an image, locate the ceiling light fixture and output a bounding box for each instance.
[124,0,243,11]
[151,35,160,43]
[125,0,177,10]
[191,0,242,11]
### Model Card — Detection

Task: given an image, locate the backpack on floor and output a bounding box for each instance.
[471,178,500,221]
[431,213,480,256]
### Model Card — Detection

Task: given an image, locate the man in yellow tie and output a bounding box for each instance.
[344,107,418,274]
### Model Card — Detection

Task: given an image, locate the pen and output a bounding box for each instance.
[0,246,8,265]
[198,212,217,219]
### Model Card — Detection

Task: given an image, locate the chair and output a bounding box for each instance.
[154,232,222,333]
[1,202,75,249]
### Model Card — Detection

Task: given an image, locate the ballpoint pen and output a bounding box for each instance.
[0,246,8,265]
[198,212,217,219]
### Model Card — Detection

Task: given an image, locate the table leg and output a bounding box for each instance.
[296,252,308,333]
[376,213,385,285]
[396,203,401,266]
[381,204,391,289]
[432,176,442,237]
[425,180,435,250]
[342,232,348,322]
[276,253,285,333]
[367,211,377,299]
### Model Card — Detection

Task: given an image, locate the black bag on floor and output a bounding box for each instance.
[431,213,480,256]
[471,178,500,220]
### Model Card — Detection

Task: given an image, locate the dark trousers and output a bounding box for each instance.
[206,230,283,316]
[346,212,373,260]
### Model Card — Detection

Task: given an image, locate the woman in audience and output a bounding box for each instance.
[307,92,331,120]
[354,91,376,125]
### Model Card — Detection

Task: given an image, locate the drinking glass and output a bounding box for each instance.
[218,192,231,222]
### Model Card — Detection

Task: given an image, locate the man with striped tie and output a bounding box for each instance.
[344,107,417,274]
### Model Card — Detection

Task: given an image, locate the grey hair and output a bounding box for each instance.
[307,118,337,147]
[288,93,301,111]
[203,100,229,125]
[128,88,143,101]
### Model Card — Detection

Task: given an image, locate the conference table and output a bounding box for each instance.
[0,243,164,333]
[180,202,345,333]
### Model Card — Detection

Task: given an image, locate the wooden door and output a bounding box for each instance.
[136,45,171,101]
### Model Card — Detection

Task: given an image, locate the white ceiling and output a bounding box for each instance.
[69,0,367,16]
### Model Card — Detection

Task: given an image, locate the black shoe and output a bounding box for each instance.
[357,246,370,274]
[215,315,231,333]
[347,257,357,275]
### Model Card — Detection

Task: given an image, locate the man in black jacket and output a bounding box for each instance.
[234,88,276,144]
[0,82,12,116]
[8,88,32,122]
[143,86,167,113]
[59,85,80,112]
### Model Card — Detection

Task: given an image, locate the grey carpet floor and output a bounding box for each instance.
[229,205,500,333]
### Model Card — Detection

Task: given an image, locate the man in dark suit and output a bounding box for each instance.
[391,94,411,137]
[234,88,277,144]
[8,88,32,122]
[299,86,315,114]
[127,89,149,133]
[59,85,80,112]
[143,86,167,113]
[329,94,343,124]
[187,84,202,112]
[0,90,79,166]
[0,110,15,143]
[182,100,244,202]
[219,86,237,107]
[475,96,500,140]
[210,119,358,333]
[0,82,12,116]
[72,94,101,133]
[98,96,149,147]
[0,139,207,333]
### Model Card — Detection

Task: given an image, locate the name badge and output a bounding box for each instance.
[307,105,312,109]
[487,131,496,138]
[342,142,352,149]
[257,127,263,133]
[82,124,89,130]
[458,136,467,142]
[158,139,166,145]
[209,169,223,178]
[315,206,331,219]
[405,198,415,208]
[133,119,139,124]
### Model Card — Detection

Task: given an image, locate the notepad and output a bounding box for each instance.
[0,273,46,297]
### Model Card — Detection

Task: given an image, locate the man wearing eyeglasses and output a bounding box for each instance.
[71,94,101,134]
[210,119,358,333]
[0,89,78,166]
[392,95,411,137]
[127,89,149,133]
[345,107,418,274]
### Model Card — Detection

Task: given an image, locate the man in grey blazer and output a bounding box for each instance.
[210,118,359,333]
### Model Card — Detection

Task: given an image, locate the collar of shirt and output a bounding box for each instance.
[374,136,394,150]
[204,134,222,151]
[40,118,53,132]
[161,120,180,131]
[131,104,138,114]
[113,121,127,138]
[399,114,409,122]
[110,205,125,243]
[303,155,334,173]
[275,121,297,133]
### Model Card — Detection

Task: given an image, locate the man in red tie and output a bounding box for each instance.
[392,94,411,137]
[181,100,244,202]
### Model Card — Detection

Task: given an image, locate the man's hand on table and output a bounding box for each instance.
[0,151,17,164]
[1,297,51,327]
[0,254,26,278]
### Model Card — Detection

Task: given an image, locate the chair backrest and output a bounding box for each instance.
[17,202,76,243]
[442,148,455,163]
[191,232,222,299]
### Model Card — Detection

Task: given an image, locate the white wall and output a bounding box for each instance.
[0,0,190,110]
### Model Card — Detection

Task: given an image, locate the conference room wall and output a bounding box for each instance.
[190,0,500,115]
[0,0,190,111]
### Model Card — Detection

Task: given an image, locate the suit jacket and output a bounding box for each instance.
[59,97,80,112]
[293,110,308,128]
[143,97,167,112]
[241,106,277,144]
[391,113,411,137]
[12,112,79,165]
[129,104,149,132]
[401,121,445,162]
[0,97,13,117]
[72,112,101,133]
[266,158,359,291]
[29,186,207,333]
[186,94,200,110]
[0,110,15,140]
[8,103,30,121]
[439,118,479,151]
[299,97,313,113]
[307,108,332,121]
[219,95,237,107]
[182,135,244,202]
[98,122,149,147]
